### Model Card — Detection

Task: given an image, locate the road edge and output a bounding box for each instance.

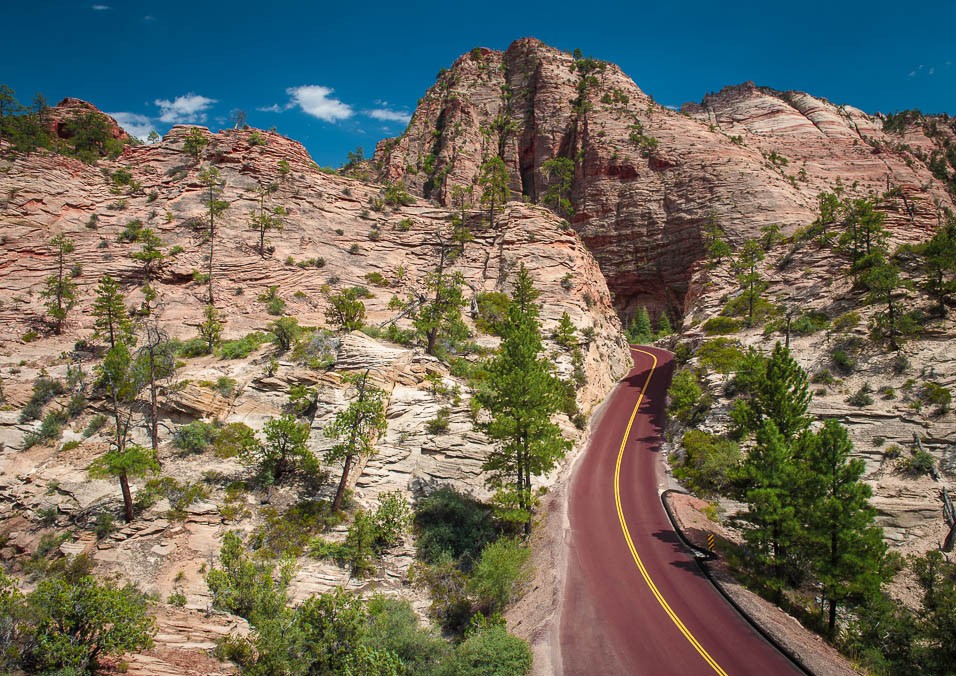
[660,489,816,676]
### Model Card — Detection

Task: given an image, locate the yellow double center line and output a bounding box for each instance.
[613,348,728,676]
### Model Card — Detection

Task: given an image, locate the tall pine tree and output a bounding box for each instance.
[92,274,134,348]
[800,420,885,638]
[477,265,570,534]
[739,420,801,602]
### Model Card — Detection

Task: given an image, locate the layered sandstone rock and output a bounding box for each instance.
[375,38,955,321]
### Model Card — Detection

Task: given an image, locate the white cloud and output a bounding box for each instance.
[109,112,156,141]
[929,67,936,76]
[366,108,412,124]
[91,4,110,9]
[154,93,217,124]
[256,103,288,113]
[286,85,353,122]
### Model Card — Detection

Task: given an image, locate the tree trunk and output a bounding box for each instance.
[120,473,134,523]
[208,226,215,306]
[333,455,353,512]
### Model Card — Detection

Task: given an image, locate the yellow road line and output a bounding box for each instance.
[614,348,728,676]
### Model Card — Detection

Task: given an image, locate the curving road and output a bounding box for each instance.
[559,346,802,675]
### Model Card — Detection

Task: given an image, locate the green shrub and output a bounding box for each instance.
[414,488,499,569]
[898,449,936,477]
[426,407,451,435]
[697,338,745,374]
[467,539,531,615]
[218,332,267,359]
[173,420,219,454]
[474,292,511,336]
[847,384,874,407]
[674,430,741,497]
[702,316,741,335]
[919,382,952,415]
[258,285,285,315]
[20,375,65,422]
[810,370,835,385]
[666,369,707,425]
[832,311,861,332]
[93,512,115,538]
[167,591,186,607]
[252,500,338,559]
[22,411,64,449]
[441,624,532,676]
[139,476,209,519]
[174,337,211,358]
[831,348,856,375]
[364,271,390,287]
[789,310,830,335]
[83,413,108,437]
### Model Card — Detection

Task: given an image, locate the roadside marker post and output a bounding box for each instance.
[707,533,715,552]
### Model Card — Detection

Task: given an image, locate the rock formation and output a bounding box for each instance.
[375,38,955,321]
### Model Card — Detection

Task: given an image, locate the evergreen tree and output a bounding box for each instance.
[324,371,387,512]
[477,265,570,534]
[735,239,765,326]
[742,342,811,440]
[91,274,134,348]
[413,231,469,357]
[800,420,885,638]
[919,217,956,317]
[862,252,906,350]
[40,234,77,334]
[88,443,159,523]
[626,306,652,344]
[739,420,800,601]
[541,156,575,217]
[702,212,732,264]
[182,127,207,162]
[198,165,228,305]
[250,181,282,258]
[551,311,577,350]
[198,304,223,353]
[254,414,315,484]
[131,227,164,313]
[92,339,155,522]
[478,156,509,229]
[323,286,366,332]
[656,312,673,337]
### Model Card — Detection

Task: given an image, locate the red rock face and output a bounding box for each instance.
[46,98,131,143]
[375,39,956,322]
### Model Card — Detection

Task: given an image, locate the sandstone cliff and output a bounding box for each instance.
[374,39,955,321]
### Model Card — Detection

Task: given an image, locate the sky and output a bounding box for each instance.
[4,1,955,167]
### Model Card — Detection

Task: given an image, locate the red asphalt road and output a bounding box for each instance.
[560,346,803,676]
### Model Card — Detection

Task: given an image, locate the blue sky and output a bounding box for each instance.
[4,1,955,167]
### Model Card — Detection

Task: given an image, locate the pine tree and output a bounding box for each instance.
[256,414,315,484]
[138,319,176,453]
[744,342,811,440]
[551,311,577,350]
[541,156,575,217]
[250,181,282,258]
[626,306,652,344]
[322,286,366,332]
[91,274,134,348]
[736,239,765,326]
[656,312,673,337]
[800,420,885,638]
[412,230,469,357]
[702,212,731,264]
[182,127,207,162]
[88,444,158,523]
[198,166,228,305]
[477,265,570,534]
[92,340,154,522]
[920,217,956,317]
[40,234,77,334]
[478,156,509,229]
[862,252,906,350]
[131,228,164,313]
[198,304,223,354]
[739,420,800,601]
[325,371,388,512]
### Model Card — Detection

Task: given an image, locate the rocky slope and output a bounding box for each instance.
[0,106,630,674]
[375,38,955,321]
[676,236,956,564]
